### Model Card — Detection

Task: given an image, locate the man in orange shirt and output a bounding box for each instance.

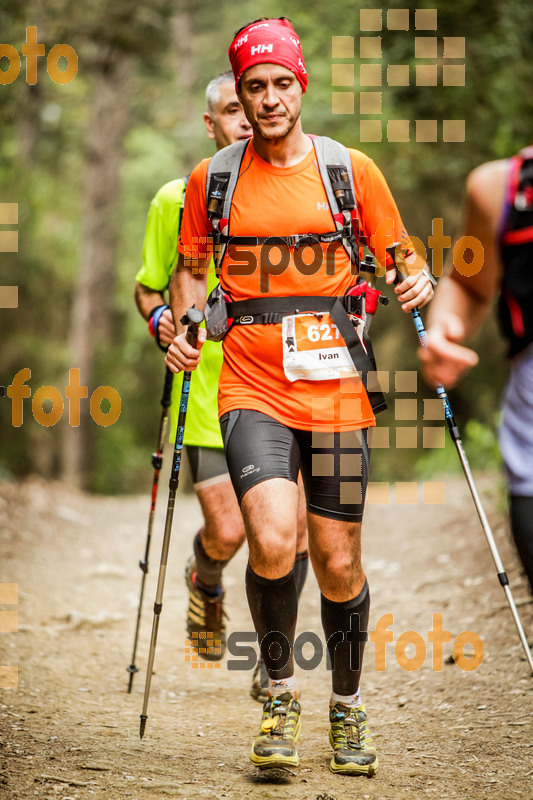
[166,17,434,777]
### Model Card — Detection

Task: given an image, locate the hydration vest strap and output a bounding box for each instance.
[215,230,347,248]
[312,137,361,264]
[206,140,249,230]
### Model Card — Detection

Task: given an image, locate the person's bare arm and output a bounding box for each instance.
[164,253,210,373]
[134,281,176,345]
[420,160,508,388]
[134,281,165,320]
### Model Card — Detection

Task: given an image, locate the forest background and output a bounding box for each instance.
[1,0,532,493]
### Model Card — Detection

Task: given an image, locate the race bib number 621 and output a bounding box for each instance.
[282,313,361,382]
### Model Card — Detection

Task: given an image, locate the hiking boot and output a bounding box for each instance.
[329,702,378,776]
[185,556,226,661]
[250,691,301,769]
[250,656,269,704]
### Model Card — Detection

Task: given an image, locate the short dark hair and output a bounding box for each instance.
[233,17,291,38]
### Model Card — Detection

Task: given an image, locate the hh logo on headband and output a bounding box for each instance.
[251,44,273,56]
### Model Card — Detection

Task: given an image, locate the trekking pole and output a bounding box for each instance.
[139,307,205,739]
[386,244,533,676]
[126,366,174,693]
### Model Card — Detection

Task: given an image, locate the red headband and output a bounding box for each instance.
[229,19,308,94]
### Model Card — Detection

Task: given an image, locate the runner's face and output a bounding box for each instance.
[204,82,252,150]
[239,64,302,141]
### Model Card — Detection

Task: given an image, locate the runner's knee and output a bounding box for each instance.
[202,517,245,558]
[317,548,361,579]
[248,528,297,574]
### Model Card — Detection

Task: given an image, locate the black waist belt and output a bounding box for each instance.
[226,295,387,415]
[226,294,362,325]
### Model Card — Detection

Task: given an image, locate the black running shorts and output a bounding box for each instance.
[219,409,370,523]
[186,446,230,490]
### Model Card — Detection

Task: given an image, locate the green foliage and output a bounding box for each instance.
[414,418,503,479]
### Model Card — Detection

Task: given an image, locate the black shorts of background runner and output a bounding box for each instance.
[220,409,370,523]
[186,446,230,490]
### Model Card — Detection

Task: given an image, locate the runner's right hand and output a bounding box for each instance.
[165,328,206,374]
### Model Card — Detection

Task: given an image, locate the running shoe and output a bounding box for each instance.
[250,691,301,769]
[250,656,269,704]
[185,556,226,661]
[328,702,378,776]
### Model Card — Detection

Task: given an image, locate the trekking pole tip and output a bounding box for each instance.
[139,714,148,739]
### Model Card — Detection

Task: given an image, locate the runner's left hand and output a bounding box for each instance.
[385,267,434,312]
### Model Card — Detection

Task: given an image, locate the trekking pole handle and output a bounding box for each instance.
[386,244,438,348]
[386,243,437,290]
[182,306,204,348]
[160,307,202,409]
[386,243,413,295]
[167,307,204,496]
[393,267,409,285]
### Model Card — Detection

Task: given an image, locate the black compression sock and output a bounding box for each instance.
[321,581,370,696]
[293,550,309,599]
[510,495,533,594]
[193,531,230,590]
[246,563,298,680]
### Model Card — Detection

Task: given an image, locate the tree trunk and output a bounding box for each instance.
[62,46,134,489]
[170,0,196,120]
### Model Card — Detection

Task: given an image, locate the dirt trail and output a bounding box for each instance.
[1,473,532,800]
